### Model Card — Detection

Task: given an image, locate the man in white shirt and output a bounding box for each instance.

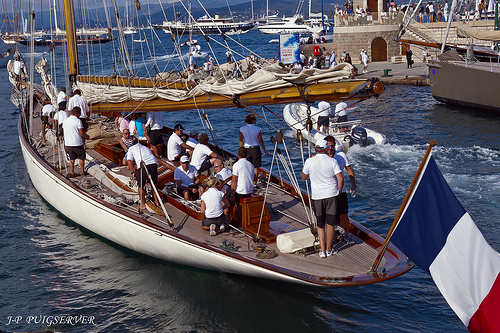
[174,155,203,200]
[231,147,255,201]
[57,86,68,110]
[316,101,331,133]
[190,133,222,173]
[13,55,23,90]
[145,112,164,157]
[41,99,56,143]
[325,136,356,245]
[214,159,232,196]
[54,104,69,138]
[127,139,159,210]
[301,139,344,258]
[239,113,268,184]
[62,107,90,178]
[167,124,192,161]
[67,89,90,130]
[335,101,350,122]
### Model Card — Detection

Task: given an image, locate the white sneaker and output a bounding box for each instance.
[209,224,216,236]
[326,249,338,256]
[219,224,225,233]
[319,251,327,258]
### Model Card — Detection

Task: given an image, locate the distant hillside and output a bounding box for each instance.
[1,0,338,32]
[146,0,337,24]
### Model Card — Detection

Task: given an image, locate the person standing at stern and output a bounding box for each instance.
[301,139,344,258]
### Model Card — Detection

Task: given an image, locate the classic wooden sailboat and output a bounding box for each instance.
[11,0,414,287]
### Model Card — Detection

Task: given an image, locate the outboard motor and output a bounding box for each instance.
[351,127,368,147]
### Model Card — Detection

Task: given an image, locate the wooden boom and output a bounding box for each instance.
[88,79,384,114]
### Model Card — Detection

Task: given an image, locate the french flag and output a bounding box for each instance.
[391,154,500,332]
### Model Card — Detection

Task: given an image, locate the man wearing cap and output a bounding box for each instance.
[127,138,160,210]
[200,176,230,236]
[316,101,331,134]
[174,155,203,200]
[230,147,255,201]
[325,136,356,245]
[167,124,192,161]
[145,111,164,157]
[301,139,344,258]
[239,113,268,184]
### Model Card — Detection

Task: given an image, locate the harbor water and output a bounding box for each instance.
[0,31,499,332]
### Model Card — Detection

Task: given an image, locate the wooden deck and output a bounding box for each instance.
[30,112,402,285]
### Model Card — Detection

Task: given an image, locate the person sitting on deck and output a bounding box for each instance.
[127,137,160,211]
[167,124,193,161]
[119,129,134,166]
[190,133,222,173]
[230,147,255,202]
[174,155,204,200]
[200,176,230,236]
[214,159,232,198]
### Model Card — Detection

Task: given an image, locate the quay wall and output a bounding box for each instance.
[301,20,496,64]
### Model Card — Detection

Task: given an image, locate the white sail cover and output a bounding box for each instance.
[457,23,500,42]
[73,63,354,105]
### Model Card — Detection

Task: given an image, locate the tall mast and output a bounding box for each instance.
[3,0,10,35]
[52,0,60,35]
[63,0,79,84]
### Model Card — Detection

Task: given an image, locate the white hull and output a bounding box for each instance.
[18,119,321,286]
[283,103,386,151]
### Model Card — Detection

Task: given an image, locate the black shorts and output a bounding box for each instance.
[337,192,348,214]
[202,213,226,227]
[80,118,88,131]
[149,129,163,146]
[246,147,261,168]
[67,145,86,161]
[137,163,158,189]
[197,156,212,173]
[317,116,329,128]
[312,196,337,228]
[337,115,348,123]
[41,116,49,125]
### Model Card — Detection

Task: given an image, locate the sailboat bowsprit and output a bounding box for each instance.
[11,0,414,287]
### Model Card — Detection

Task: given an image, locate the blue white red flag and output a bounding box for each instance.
[391,154,500,332]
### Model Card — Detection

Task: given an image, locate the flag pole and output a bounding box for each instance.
[369,139,437,273]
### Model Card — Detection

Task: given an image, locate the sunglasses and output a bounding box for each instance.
[214,164,222,168]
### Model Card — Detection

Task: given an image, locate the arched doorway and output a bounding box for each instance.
[371,37,387,62]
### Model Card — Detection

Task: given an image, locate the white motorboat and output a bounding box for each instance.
[258,15,312,35]
[283,103,387,151]
[159,14,253,35]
